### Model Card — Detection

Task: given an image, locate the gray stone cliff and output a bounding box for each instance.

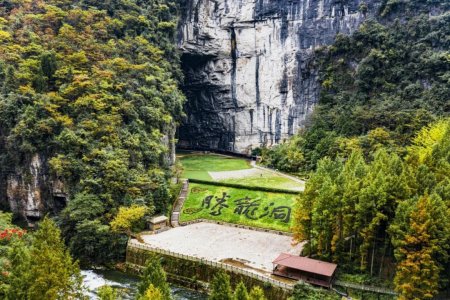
[2,154,68,225]
[177,0,381,153]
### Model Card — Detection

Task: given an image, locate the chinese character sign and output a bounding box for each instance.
[199,192,291,223]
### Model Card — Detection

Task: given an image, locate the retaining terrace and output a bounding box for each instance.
[126,240,294,300]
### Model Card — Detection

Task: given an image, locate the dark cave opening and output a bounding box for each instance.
[53,195,67,212]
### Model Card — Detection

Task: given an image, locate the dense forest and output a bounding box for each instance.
[262,1,449,173]
[261,1,450,299]
[0,0,449,299]
[0,0,184,264]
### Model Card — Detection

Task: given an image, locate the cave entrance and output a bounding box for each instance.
[53,195,67,212]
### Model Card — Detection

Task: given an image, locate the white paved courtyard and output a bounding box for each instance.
[140,222,303,273]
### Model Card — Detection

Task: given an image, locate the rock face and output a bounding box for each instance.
[178,0,381,153]
[3,154,68,225]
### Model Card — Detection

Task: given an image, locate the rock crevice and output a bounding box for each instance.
[178,0,381,153]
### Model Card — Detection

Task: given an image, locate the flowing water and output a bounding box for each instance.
[81,269,207,300]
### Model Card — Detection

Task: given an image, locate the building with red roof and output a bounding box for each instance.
[272,253,338,288]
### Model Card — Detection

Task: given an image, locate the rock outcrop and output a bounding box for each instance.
[3,154,67,225]
[178,0,381,153]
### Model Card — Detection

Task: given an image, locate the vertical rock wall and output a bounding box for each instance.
[178,0,381,153]
[3,154,67,225]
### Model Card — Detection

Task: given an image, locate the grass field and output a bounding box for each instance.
[180,183,297,232]
[178,153,251,180]
[222,171,304,191]
[178,152,303,191]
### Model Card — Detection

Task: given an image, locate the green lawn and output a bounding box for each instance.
[180,183,297,232]
[222,170,304,191]
[178,153,251,180]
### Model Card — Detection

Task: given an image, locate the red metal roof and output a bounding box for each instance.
[272,253,337,277]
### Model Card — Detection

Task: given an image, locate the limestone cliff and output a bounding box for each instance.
[178,0,381,153]
[2,154,68,225]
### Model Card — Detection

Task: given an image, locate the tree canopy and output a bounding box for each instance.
[0,0,184,264]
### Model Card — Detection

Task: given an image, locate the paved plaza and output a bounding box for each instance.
[141,222,304,273]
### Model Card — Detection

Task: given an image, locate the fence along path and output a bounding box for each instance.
[128,240,399,297]
[334,280,398,296]
[127,240,295,291]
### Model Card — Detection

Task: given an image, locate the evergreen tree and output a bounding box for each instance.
[357,149,408,273]
[233,281,249,300]
[209,272,233,300]
[392,193,450,299]
[137,256,171,300]
[27,217,83,300]
[98,285,120,300]
[339,151,367,264]
[5,239,31,300]
[138,284,164,300]
[248,286,266,300]
[293,157,342,258]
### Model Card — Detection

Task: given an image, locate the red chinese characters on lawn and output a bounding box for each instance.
[0,228,27,240]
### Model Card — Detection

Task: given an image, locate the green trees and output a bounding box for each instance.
[292,118,450,295]
[391,195,450,299]
[98,285,121,300]
[289,282,339,300]
[261,10,449,176]
[0,0,184,264]
[234,281,249,300]
[111,205,149,237]
[248,286,267,300]
[1,216,83,300]
[208,274,267,300]
[59,192,127,265]
[138,284,164,300]
[137,256,171,300]
[209,272,233,300]
[26,217,83,300]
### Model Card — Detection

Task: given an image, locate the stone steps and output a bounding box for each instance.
[170,180,189,227]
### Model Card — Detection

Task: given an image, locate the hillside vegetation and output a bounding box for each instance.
[0,0,184,264]
[262,5,449,173]
[261,1,450,298]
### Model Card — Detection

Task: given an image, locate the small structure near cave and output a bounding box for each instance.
[148,215,169,231]
[272,253,337,288]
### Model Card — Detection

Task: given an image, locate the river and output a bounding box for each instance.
[81,269,207,300]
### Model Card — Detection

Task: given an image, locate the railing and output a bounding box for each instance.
[127,240,294,291]
[334,280,397,296]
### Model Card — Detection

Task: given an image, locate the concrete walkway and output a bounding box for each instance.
[208,168,262,180]
[251,161,306,186]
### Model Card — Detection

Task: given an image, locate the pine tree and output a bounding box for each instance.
[293,157,342,258]
[5,239,32,300]
[98,285,120,300]
[357,149,408,273]
[393,194,450,299]
[248,286,266,300]
[340,151,366,264]
[209,272,233,300]
[137,256,171,300]
[234,281,249,300]
[138,284,164,300]
[27,217,83,300]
